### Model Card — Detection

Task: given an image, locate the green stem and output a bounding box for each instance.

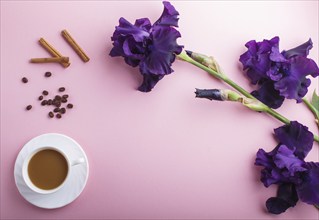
[177,52,319,143]
[302,98,319,119]
[265,108,290,125]
[223,76,291,125]
[221,75,254,99]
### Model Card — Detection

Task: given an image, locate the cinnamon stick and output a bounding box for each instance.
[38,38,70,67]
[30,57,69,63]
[61,29,90,62]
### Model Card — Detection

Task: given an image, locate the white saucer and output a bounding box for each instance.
[14,133,89,209]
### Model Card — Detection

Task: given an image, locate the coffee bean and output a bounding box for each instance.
[61,98,67,103]
[26,105,32,110]
[41,100,47,106]
[62,94,69,99]
[22,77,28,83]
[53,100,60,107]
[54,95,61,100]
[48,112,54,118]
[67,103,73,109]
[60,108,66,114]
[47,99,53,105]
[42,90,49,96]
[54,102,61,108]
[56,113,62,119]
[53,107,60,113]
[38,95,43,101]
[45,72,52,77]
[58,87,65,92]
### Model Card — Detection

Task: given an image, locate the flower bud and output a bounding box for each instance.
[186,51,223,74]
[221,90,243,102]
[195,88,268,112]
[242,98,268,112]
[195,89,224,101]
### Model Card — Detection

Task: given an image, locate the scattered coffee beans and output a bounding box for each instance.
[23,72,74,119]
[45,72,52,77]
[22,77,28,83]
[26,105,32,110]
[38,87,73,119]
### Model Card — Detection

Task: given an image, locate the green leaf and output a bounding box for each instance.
[303,91,319,126]
[311,90,319,114]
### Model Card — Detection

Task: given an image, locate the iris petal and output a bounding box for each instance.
[154,1,180,27]
[296,162,319,205]
[274,56,319,102]
[138,74,164,92]
[251,80,284,109]
[282,38,313,58]
[273,145,306,175]
[274,121,313,160]
[266,183,298,214]
[139,26,182,75]
[277,183,299,206]
[266,197,291,214]
[266,65,283,81]
[270,46,287,63]
[113,17,150,42]
[255,148,274,168]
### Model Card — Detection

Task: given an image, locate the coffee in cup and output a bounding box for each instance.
[22,147,84,194]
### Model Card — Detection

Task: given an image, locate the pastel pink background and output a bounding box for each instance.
[1,1,318,219]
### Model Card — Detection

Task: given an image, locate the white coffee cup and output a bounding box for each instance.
[22,146,85,194]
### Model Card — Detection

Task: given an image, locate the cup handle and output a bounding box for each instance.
[71,157,85,166]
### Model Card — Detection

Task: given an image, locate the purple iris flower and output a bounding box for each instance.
[110,1,183,92]
[239,37,280,84]
[255,121,318,214]
[240,37,319,108]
